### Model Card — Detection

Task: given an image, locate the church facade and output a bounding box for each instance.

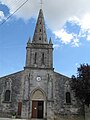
[0,9,85,120]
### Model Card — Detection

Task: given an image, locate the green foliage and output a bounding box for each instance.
[11,111,16,116]
[71,64,90,106]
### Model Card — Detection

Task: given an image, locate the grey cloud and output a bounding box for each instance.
[0,0,90,31]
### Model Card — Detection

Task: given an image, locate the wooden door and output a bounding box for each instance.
[32,101,38,118]
[38,101,44,118]
[32,101,44,118]
[17,102,22,116]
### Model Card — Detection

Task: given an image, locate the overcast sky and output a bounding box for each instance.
[0,0,90,77]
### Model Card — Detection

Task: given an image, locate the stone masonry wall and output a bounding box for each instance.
[85,105,90,120]
[0,71,23,117]
[53,72,85,120]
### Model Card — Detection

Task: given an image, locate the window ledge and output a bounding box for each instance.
[64,103,72,105]
[2,101,11,103]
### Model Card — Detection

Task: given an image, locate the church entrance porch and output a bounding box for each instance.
[32,101,44,119]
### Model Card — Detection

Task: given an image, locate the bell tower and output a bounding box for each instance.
[25,9,53,70]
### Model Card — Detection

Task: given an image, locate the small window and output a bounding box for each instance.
[34,53,37,64]
[40,29,41,32]
[42,53,44,64]
[4,90,11,102]
[66,92,71,104]
[39,37,41,40]
[40,22,41,24]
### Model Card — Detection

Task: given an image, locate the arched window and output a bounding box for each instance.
[40,29,41,32]
[39,37,41,40]
[34,53,37,64]
[66,92,71,104]
[42,53,44,64]
[4,90,11,102]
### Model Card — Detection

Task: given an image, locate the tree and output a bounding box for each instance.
[71,64,90,106]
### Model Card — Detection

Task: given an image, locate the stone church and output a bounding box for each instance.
[0,9,85,120]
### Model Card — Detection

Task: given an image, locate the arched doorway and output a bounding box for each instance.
[31,89,46,119]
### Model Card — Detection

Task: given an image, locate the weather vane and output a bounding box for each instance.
[40,0,43,9]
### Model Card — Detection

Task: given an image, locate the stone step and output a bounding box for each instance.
[0,118,46,120]
[30,119,44,120]
[0,118,27,120]
[25,118,45,120]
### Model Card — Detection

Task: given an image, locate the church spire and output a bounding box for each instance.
[32,9,48,44]
[27,37,31,44]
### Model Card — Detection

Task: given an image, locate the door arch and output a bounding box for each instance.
[31,89,46,119]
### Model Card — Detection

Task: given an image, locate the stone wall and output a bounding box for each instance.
[54,114,84,120]
[0,71,23,117]
[53,72,85,120]
[85,105,90,120]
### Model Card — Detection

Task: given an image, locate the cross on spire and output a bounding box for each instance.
[40,0,43,9]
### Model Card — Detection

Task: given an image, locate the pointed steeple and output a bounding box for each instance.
[32,9,48,44]
[49,37,52,44]
[27,37,31,44]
